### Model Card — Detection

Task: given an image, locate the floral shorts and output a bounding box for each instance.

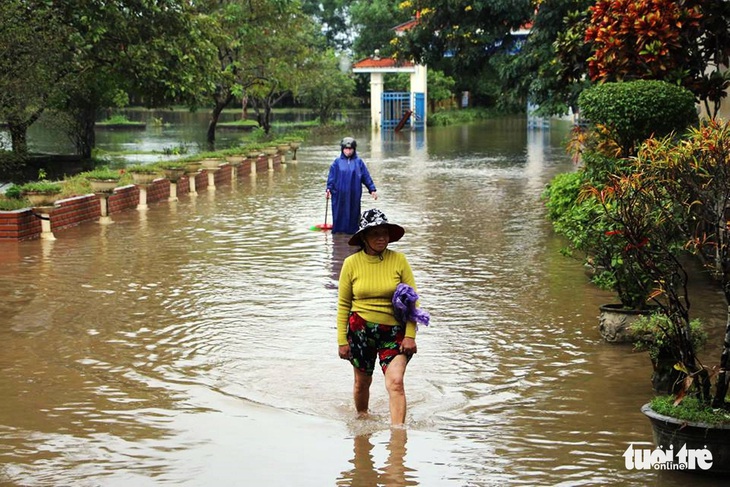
[347,312,410,376]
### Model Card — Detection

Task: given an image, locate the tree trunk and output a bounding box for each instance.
[76,106,96,159]
[260,103,272,134]
[7,122,28,155]
[207,93,234,147]
[6,107,43,155]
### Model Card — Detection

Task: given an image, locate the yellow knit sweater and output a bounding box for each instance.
[337,248,418,346]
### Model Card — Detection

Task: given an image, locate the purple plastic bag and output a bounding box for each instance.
[392,283,430,328]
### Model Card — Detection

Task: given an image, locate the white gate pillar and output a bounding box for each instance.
[410,64,428,126]
[370,72,384,130]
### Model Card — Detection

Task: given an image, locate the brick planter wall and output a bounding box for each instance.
[195,171,208,191]
[146,178,171,203]
[108,185,139,214]
[255,156,268,173]
[0,209,41,240]
[51,195,100,233]
[176,175,190,197]
[0,156,281,241]
[237,160,252,181]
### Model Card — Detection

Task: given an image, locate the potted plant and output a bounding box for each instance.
[629,313,706,394]
[543,154,659,342]
[126,164,160,185]
[156,161,187,182]
[245,145,264,159]
[19,180,64,207]
[599,119,730,472]
[543,80,698,343]
[80,167,123,193]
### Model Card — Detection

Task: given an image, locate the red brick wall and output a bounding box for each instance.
[146,178,171,203]
[0,209,41,240]
[237,160,252,181]
[255,156,268,173]
[176,175,190,196]
[51,195,100,232]
[108,185,139,214]
[0,161,272,240]
[214,165,232,186]
[194,171,208,191]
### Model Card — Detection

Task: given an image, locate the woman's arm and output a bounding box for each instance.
[337,258,354,346]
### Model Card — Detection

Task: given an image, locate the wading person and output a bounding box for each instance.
[326,137,378,234]
[337,209,425,426]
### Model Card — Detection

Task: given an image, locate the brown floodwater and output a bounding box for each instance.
[1,118,727,486]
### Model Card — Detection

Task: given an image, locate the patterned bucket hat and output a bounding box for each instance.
[348,209,405,246]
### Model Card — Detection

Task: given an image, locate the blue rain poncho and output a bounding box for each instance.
[392,283,430,329]
[326,149,376,234]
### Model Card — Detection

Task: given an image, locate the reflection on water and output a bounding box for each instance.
[338,429,417,487]
[1,118,728,486]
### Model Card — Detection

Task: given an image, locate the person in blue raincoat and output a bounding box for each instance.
[326,137,378,234]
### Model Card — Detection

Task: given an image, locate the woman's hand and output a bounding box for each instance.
[338,344,351,360]
[370,190,378,200]
[400,337,417,355]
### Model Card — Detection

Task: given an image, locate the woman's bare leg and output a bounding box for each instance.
[353,367,373,417]
[384,354,408,425]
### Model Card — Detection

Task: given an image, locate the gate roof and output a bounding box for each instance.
[352,57,415,74]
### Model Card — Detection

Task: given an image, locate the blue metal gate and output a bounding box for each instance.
[381,92,425,130]
[381,92,410,129]
[413,92,425,129]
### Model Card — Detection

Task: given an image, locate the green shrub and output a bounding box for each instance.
[155,160,187,170]
[4,184,22,199]
[125,164,158,173]
[630,313,707,361]
[578,80,698,156]
[0,196,30,210]
[543,167,656,309]
[79,167,123,180]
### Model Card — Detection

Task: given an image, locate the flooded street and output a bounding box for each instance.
[1,118,727,486]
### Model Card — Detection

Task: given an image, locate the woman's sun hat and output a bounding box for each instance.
[348,208,405,246]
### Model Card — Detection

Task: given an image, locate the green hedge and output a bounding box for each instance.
[578,80,698,156]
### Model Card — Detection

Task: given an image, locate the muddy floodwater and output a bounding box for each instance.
[1,118,727,486]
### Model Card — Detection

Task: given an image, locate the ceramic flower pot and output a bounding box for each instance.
[89,179,119,193]
[23,192,59,207]
[162,168,186,182]
[201,158,223,170]
[131,172,158,185]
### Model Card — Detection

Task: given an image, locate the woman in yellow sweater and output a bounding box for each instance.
[337,209,419,426]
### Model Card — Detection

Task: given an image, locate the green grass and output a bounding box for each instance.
[97,114,144,125]
[427,108,499,126]
[0,197,32,211]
